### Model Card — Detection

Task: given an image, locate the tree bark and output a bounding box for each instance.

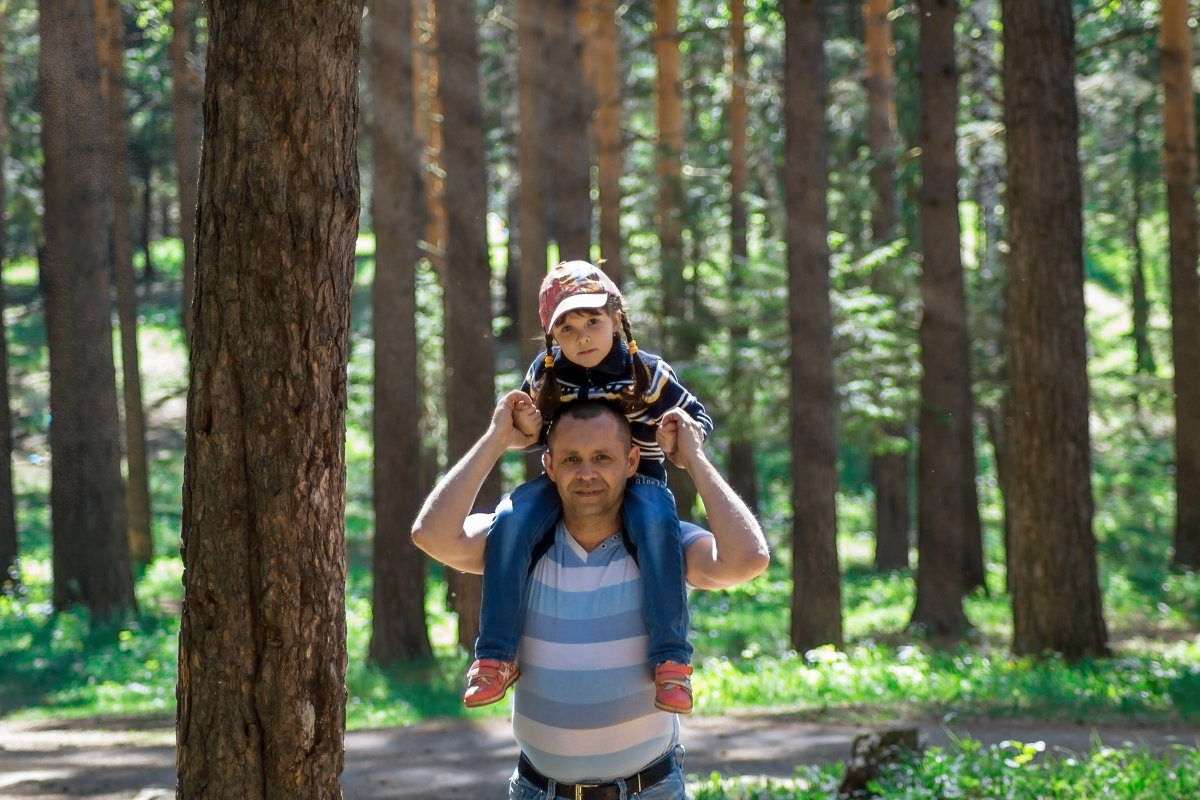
[517,0,548,372]
[1002,0,1108,659]
[174,2,362,796]
[544,0,591,259]
[655,0,686,350]
[39,0,134,620]
[725,0,759,516]
[783,0,843,652]
[171,0,203,344]
[910,0,974,636]
[1161,0,1200,569]
[96,0,153,569]
[436,0,497,650]
[0,2,16,584]
[590,0,623,284]
[368,0,433,664]
[863,0,910,571]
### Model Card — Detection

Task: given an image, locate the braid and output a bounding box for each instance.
[618,313,653,414]
[532,334,563,419]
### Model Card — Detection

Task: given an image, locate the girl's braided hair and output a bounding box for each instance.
[532,295,654,420]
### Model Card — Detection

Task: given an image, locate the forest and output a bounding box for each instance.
[2,0,1200,797]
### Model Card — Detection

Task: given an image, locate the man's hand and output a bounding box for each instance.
[656,407,706,470]
[510,391,543,442]
[493,390,541,450]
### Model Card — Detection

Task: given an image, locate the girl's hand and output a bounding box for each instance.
[657,408,705,469]
[510,391,543,440]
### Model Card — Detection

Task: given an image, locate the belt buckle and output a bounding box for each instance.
[574,783,599,800]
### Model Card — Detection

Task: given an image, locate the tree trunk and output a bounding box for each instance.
[655,0,686,349]
[966,0,1009,587]
[863,0,910,571]
[1161,0,1200,569]
[1002,0,1108,659]
[174,2,362,796]
[437,0,497,650]
[1128,103,1156,381]
[171,0,203,343]
[726,0,759,516]
[544,0,591,259]
[39,0,134,620]
[783,0,843,652]
[0,3,17,584]
[517,0,548,371]
[96,0,153,569]
[368,0,433,665]
[910,0,974,637]
[591,0,623,284]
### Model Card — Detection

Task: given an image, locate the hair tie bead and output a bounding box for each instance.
[544,354,555,369]
[628,340,638,356]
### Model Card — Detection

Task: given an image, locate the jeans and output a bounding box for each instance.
[476,473,693,667]
[506,749,688,800]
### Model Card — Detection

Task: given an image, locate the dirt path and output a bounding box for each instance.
[3,713,1199,799]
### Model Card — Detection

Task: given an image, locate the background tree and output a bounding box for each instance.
[862,0,909,572]
[436,0,496,650]
[1002,0,1108,659]
[39,0,134,619]
[0,0,17,585]
[516,0,548,399]
[170,0,203,343]
[368,0,433,664]
[783,0,843,652]
[174,1,363,795]
[96,0,153,569]
[583,0,623,282]
[724,0,759,516]
[544,0,591,258]
[909,0,975,636]
[1161,0,1200,569]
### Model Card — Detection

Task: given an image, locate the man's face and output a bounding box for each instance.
[543,411,639,522]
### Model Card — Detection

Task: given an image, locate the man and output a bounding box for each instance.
[412,392,769,800]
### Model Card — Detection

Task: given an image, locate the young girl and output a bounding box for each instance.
[464,260,714,714]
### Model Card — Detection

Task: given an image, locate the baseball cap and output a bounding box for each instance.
[538,260,623,333]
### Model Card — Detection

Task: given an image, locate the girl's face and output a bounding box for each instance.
[552,308,618,368]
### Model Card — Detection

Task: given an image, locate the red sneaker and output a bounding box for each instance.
[463,658,520,708]
[653,661,694,714]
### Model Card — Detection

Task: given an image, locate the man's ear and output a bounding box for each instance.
[543,450,556,482]
[626,445,639,478]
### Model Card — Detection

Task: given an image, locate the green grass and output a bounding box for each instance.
[690,739,1200,799]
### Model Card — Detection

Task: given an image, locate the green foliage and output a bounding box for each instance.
[690,739,1200,800]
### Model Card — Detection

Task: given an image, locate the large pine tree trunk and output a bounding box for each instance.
[96,0,154,569]
[1161,0,1200,569]
[783,0,843,652]
[175,2,362,796]
[437,0,496,650]
[911,0,974,636]
[517,0,548,368]
[1002,0,1108,659]
[39,0,134,620]
[369,0,433,665]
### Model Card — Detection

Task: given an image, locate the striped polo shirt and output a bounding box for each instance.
[512,521,710,783]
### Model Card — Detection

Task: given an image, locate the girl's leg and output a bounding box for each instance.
[620,478,693,668]
[476,474,562,661]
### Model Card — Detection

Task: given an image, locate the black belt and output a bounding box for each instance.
[517,751,676,800]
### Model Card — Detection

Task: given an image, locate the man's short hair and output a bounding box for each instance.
[546,401,632,448]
